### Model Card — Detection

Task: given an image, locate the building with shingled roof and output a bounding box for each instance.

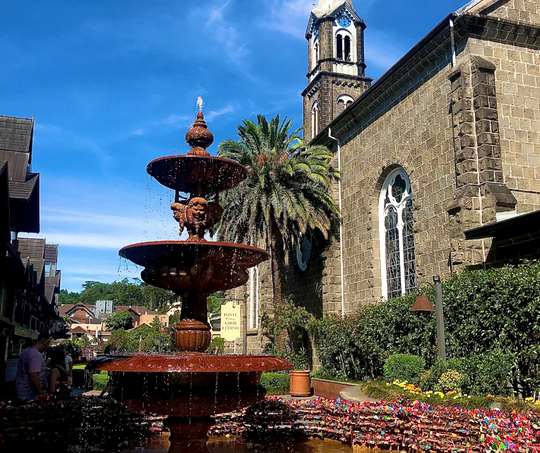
[0,115,63,390]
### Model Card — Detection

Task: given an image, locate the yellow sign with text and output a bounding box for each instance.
[220,301,241,341]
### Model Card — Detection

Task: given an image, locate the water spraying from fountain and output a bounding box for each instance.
[93,99,292,452]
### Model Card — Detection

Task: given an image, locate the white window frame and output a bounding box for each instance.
[378,168,416,300]
[249,266,259,329]
[312,102,319,137]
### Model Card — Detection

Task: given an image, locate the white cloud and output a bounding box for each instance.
[198,1,250,66]
[34,122,111,165]
[268,0,313,39]
[205,104,236,121]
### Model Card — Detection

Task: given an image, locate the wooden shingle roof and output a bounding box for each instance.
[44,244,58,264]
[9,173,39,200]
[0,116,34,157]
[17,237,45,260]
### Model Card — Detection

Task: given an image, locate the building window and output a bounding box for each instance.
[249,267,259,329]
[335,30,353,62]
[336,94,354,115]
[312,102,319,136]
[379,168,416,299]
[312,36,320,70]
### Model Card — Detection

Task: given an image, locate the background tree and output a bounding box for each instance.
[216,114,340,306]
[105,311,134,331]
[59,278,177,310]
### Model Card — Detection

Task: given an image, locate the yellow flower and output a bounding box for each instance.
[487,394,494,398]
[534,401,540,405]
[446,390,457,396]
[525,397,533,401]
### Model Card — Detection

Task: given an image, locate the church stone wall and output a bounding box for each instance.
[337,51,457,310]
[483,0,540,25]
[460,36,540,213]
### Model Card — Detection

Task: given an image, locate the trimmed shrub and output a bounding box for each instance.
[92,371,109,390]
[314,261,540,397]
[260,372,289,395]
[383,354,425,383]
[437,370,464,393]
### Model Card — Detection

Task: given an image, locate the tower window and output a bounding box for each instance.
[379,168,416,299]
[336,95,354,115]
[312,102,319,136]
[335,30,353,62]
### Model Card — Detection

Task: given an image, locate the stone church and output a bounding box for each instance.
[238,0,540,354]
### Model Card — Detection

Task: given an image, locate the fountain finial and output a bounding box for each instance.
[186,98,213,156]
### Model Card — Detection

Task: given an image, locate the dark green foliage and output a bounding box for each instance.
[92,371,109,390]
[260,372,290,395]
[261,297,315,369]
[58,278,176,311]
[383,354,425,384]
[208,291,226,317]
[208,336,225,354]
[105,311,134,331]
[107,324,174,354]
[419,352,514,396]
[314,261,540,396]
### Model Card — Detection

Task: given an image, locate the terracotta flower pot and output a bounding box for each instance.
[289,370,311,397]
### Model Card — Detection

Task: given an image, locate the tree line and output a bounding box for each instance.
[59,278,177,312]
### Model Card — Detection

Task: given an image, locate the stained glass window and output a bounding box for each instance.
[379,169,416,299]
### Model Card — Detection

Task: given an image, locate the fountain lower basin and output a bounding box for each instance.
[97,353,292,417]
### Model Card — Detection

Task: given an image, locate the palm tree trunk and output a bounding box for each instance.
[268,217,286,308]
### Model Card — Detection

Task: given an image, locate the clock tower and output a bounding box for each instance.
[302,0,372,141]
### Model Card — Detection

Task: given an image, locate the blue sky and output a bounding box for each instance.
[1,0,467,292]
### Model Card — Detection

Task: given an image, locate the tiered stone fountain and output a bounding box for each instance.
[96,100,292,452]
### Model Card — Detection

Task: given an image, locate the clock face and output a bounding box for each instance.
[337,13,351,28]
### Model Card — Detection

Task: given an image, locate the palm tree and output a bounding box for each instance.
[216,114,340,307]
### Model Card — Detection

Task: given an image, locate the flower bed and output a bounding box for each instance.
[210,396,540,451]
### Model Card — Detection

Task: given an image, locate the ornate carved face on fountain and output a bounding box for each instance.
[171,197,224,242]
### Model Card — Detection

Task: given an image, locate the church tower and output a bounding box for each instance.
[302,0,372,141]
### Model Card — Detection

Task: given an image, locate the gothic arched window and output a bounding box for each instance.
[312,35,320,70]
[379,168,416,300]
[312,102,319,136]
[335,30,353,62]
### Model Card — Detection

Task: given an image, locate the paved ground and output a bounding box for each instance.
[339,385,378,403]
[276,384,378,403]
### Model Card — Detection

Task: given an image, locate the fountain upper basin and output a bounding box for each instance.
[146,154,247,193]
[119,241,269,293]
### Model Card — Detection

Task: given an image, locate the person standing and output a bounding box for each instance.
[15,332,51,400]
[63,347,73,387]
[48,347,69,394]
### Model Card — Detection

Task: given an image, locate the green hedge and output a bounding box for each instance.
[260,372,289,395]
[383,354,424,384]
[92,371,109,390]
[314,261,540,397]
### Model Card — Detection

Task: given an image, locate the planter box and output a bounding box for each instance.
[312,378,354,399]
